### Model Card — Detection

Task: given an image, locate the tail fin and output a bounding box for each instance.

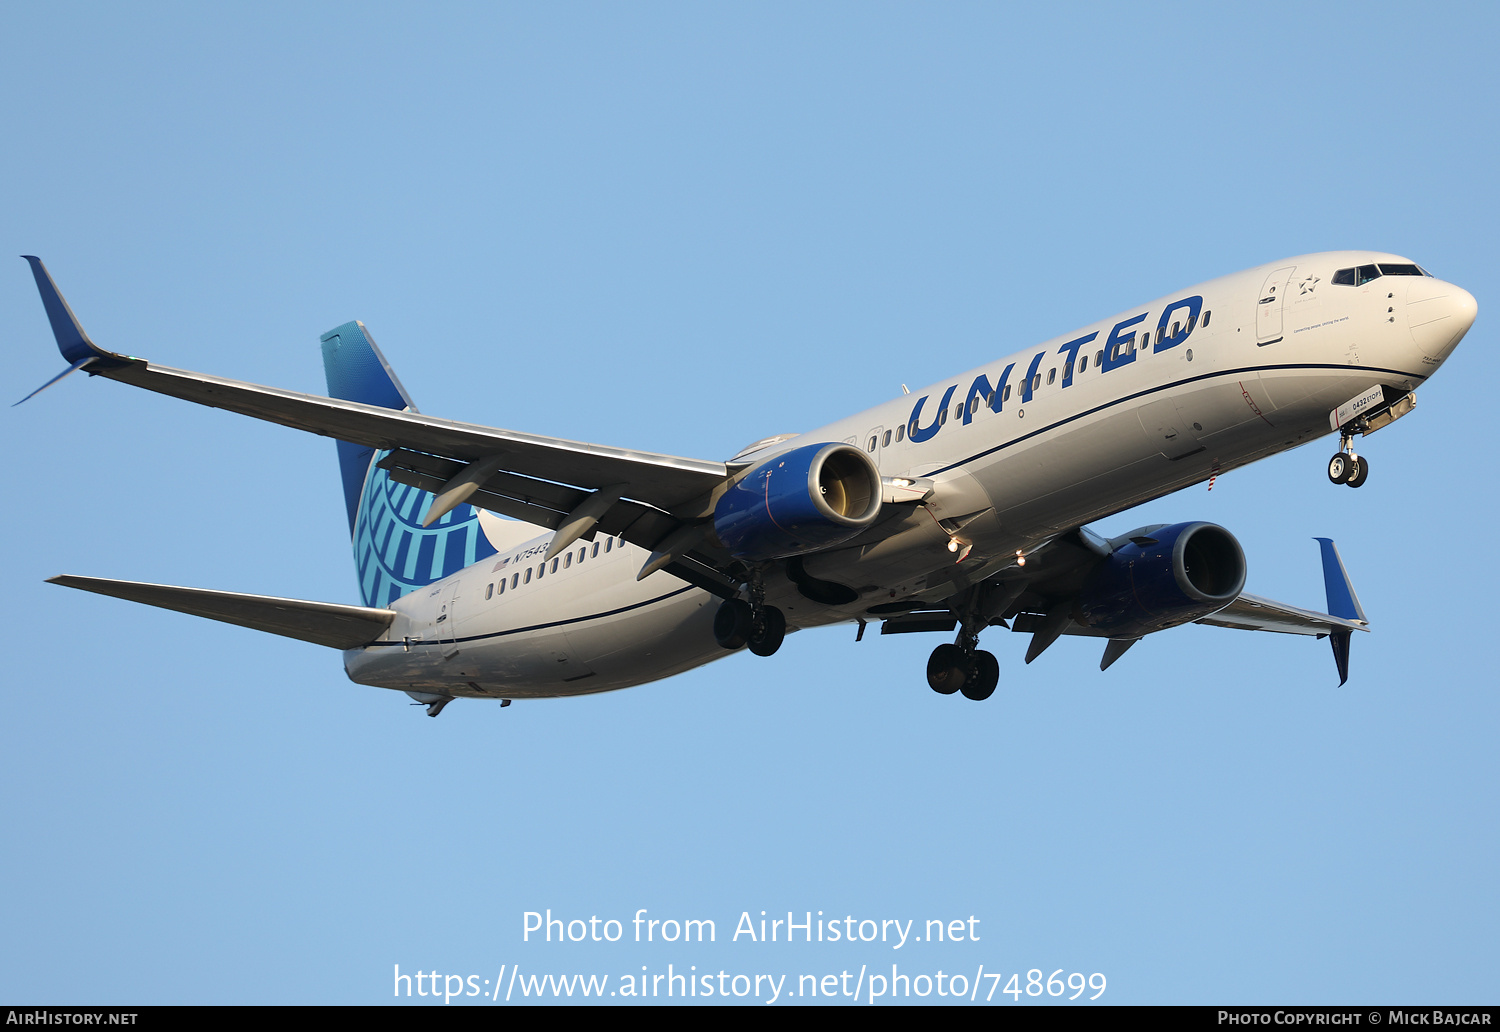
[320,321,496,607]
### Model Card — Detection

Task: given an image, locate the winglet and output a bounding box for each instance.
[1313,537,1367,623]
[1314,537,1365,686]
[17,257,131,404]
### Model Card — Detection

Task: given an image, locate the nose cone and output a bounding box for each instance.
[1408,280,1478,360]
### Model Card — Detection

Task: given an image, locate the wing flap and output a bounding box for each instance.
[48,575,395,649]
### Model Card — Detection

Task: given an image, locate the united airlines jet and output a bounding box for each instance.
[19,253,1476,715]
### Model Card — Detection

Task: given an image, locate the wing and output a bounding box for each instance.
[1195,593,1367,636]
[49,576,395,649]
[21,257,739,593]
[891,529,1370,685]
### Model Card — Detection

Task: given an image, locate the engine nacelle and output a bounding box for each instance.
[713,442,882,561]
[1075,522,1246,636]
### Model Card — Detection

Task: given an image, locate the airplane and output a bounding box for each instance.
[17,252,1477,716]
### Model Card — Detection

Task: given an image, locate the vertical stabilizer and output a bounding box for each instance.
[320,321,496,607]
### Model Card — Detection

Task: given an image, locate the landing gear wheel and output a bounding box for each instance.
[713,598,753,650]
[961,650,999,701]
[1327,452,1353,485]
[927,643,971,695]
[747,605,786,657]
[1346,454,1370,488]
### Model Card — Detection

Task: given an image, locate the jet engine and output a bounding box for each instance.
[1074,522,1246,636]
[713,442,882,561]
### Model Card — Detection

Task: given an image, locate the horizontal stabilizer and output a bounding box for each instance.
[48,575,394,649]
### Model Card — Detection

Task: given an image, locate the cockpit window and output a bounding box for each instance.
[1333,265,1388,286]
[1378,263,1426,277]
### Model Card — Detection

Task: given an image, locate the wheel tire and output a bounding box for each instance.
[1327,452,1352,484]
[1347,454,1370,488]
[713,598,753,650]
[961,650,999,701]
[747,605,786,657]
[927,643,970,695]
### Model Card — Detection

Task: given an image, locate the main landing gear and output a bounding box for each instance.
[1327,432,1370,488]
[927,644,999,701]
[927,624,1000,702]
[714,570,787,657]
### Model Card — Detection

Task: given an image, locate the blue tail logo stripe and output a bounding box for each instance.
[352,450,497,607]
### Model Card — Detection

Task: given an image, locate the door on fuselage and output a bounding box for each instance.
[423,580,461,660]
[1256,266,1297,345]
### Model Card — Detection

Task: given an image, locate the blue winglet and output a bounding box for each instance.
[17,256,131,405]
[22,256,111,364]
[12,357,93,406]
[1314,537,1365,687]
[1313,537,1367,623]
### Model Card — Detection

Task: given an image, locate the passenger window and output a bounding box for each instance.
[867,435,877,452]
[591,542,600,557]
[1356,264,1382,286]
[1332,268,1356,286]
[1003,385,1012,401]
[578,547,586,563]
[895,424,905,442]
[1202,310,1211,327]
[605,538,613,553]
[536,564,544,580]
[498,579,505,595]
[564,553,572,569]
[524,568,532,584]
[551,558,560,573]
[908,419,919,436]
[511,573,519,588]
[1094,350,1103,366]
[1064,359,1074,378]
[954,403,963,420]
[1172,321,1180,337]
[969,397,979,415]
[1046,368,1056,385]
[1079,354,1087,371]
[485,583,494,600]
[1031,374,1041,391]
[938,407,948,425]
[1187,314,1196,332]
[984,392,995,407]
[882,430,891,446]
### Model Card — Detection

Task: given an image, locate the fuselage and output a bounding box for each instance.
[343,251,1476,700]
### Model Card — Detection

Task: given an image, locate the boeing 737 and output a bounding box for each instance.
[18,253,1477,715]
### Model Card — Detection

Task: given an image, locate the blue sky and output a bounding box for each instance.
[2,1,1495,1005]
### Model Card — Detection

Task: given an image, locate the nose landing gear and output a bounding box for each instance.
[1326,385,1418,490]
[1327,432,1370,489]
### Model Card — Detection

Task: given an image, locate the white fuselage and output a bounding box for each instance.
[342,251,1475,700]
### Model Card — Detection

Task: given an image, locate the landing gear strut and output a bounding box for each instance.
[1327,431,1370,489]
[927,597,1000,701]
[713,570,786,657]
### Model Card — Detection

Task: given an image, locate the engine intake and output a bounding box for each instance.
[1075,521,1246,636]
[713,442,882,561]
